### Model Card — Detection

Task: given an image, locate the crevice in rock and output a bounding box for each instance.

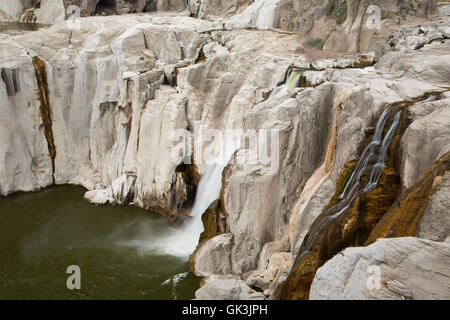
[143,1,157,12]
[414,36,448,50]
[95,0,117,15]
[194,45,207,64]
[171,162,200,213]
[32,56,56,183]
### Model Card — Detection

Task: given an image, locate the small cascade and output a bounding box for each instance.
[269,69,301,98]
[330,109,402,216]
[303,106,403,252]
[301,93,440,254]
[286,71,301,91]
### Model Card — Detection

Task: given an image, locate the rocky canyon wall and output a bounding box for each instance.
[0,0,449,300]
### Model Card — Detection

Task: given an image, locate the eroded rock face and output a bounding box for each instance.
[365,152,450,245]
[244,252,292,296]
[0,0,189,24]
[0,42,53,195]
[417,172,450,242]
[400,102,450,188]
[0,0,35,22]
[297,0,439,53]
[0,15,217,212]
[1,1,449,301]
[310,237,450,300]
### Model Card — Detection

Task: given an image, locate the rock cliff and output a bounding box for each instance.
[0,0,449,300]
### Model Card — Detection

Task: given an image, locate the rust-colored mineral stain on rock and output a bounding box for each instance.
[280,93,447,300]
[32,56,56,182]
[280,166,399,300]
[365,152,450,245]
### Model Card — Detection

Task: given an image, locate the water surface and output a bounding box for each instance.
[0,185,199,300]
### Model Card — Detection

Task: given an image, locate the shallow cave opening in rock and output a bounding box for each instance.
[95,0,117,15]
[143,0,157,12]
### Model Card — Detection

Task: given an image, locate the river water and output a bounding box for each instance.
[0,186,199,299]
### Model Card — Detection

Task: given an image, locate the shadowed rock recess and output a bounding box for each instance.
[0,0,449,300]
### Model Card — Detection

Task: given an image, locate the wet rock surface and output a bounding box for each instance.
[0,0,449,300]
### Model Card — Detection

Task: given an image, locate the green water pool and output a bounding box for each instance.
[0,185,199,300]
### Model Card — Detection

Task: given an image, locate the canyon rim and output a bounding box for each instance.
[0,0,449,301]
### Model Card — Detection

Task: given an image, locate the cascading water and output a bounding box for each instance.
[303,105,404,252]
[282,94,443,300]
[134,137,241,257]
[269,69,301,98]
[180,138,241,252]
[302,94,439,252]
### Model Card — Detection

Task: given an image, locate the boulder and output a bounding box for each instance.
[191,233,233,278]
[400,105,450,188]
[417,172,450,242]
[310,237,450,300]
[195,276,266,300]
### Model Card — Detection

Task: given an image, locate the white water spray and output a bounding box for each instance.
[134,137,241,257]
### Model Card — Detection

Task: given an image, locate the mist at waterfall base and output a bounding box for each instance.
[0,186,199,299]
[147,139,241,257]
[0,140,239,299]
[0,189,199,300]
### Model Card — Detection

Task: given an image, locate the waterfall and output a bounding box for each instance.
[286,71,301,91]
[184,138,241,241]
[328,110,402,218]
[140,137,240,257]
[269,69,301,98]
[303,106,404,252]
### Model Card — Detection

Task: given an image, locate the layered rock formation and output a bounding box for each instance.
[0,0,449,300]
